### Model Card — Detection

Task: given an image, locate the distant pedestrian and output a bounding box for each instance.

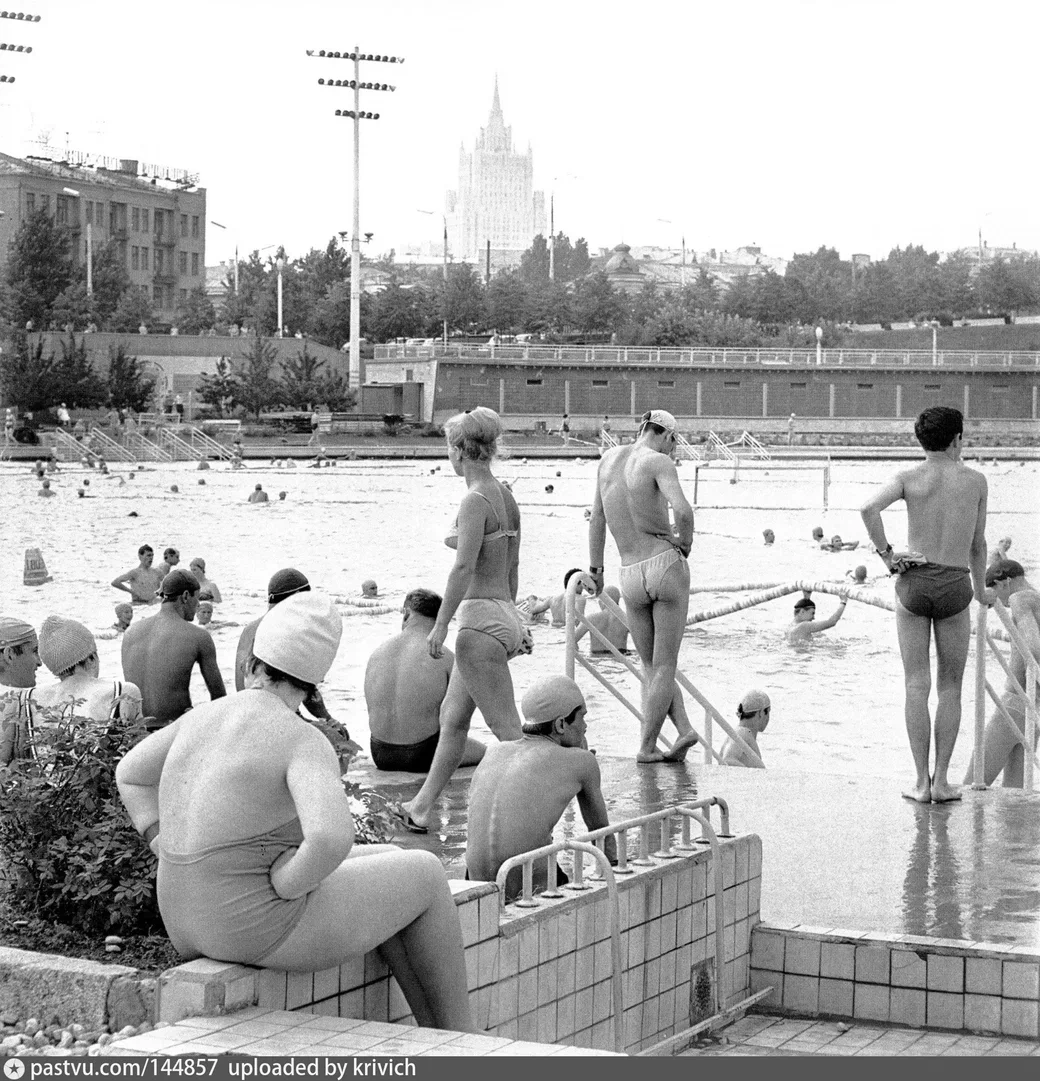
[787,413,796,447]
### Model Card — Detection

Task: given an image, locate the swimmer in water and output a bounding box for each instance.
[189,557,223,604]
[786,594,848,644]
[820,534,859,552]
[113,603,134,632]
[38,479,55,497]
[247,483,269,503]
[156,547,181,579]
[574,584,632,655]
[720,689,770,768]
[988,536,1012,567]
[361,579,379,599]
[846,565,868,585]
[762,529,775,546]
[812,526,824,542]
[111,544,164,605]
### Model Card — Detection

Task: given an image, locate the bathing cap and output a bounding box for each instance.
[0,617,36,649]
[738,689,770,716]
[361,579,378,594]
[267,567,311,605]
[114,603,133,619]
[793,597,816,611]
[38,615,96,677]
[521,675,586,726]
[253,591,342,685]
[987,559,1025,586]
[640,409,677,433]
[189,557,206,572]
[160,569,200,598]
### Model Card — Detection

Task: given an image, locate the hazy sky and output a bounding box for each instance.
[3,0,1038,266]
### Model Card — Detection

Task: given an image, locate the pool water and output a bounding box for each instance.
[1,455,1036,787]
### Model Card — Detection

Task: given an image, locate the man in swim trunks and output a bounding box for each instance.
[365,589,485,773]
[111,544,165,605]
[589,408,699,763]
[861,405,993,804]
[122,569,226,729]
[523,568,588,626]
[721,689,771,768]
[963,560,1040,788]
[465,675,615,901]
[786,594,848,644]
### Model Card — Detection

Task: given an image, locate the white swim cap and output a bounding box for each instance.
[253,591,342,685]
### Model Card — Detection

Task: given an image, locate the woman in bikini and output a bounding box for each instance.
[116,592,473,1031]
[397,407,528,834]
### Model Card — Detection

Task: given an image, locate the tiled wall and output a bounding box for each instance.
[158,833,761,1055]
[750,923,1040,1040]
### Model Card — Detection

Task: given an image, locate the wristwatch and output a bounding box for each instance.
[589,566,603,575]
[879,544,893,558]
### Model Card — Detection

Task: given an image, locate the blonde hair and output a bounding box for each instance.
[444,406,502,463]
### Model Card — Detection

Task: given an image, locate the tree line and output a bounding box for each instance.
[3,206,1039,359]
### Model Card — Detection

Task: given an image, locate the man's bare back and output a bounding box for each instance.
[896,458,988,569]
[122,608,224,728]
[365,633,453,745]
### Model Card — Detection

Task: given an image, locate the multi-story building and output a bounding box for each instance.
[0,150,206,317]
[446,80,545,268]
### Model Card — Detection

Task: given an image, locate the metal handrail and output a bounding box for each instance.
[493,801,733,1052]
[87,426,136,462]
[180,425,234,461]
[157,427,199,461]
[125,431,171,462]
[564,574,764,767]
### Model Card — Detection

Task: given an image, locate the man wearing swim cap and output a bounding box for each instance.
[721,690,771,768]
[786,593,848,644]
[963,560,1040,788]
[465,675,615,901]
[111,544,164,604]
[860,405,994,804]
[0,616,42,765]
[122,569,226,729]
[588,408,699,763]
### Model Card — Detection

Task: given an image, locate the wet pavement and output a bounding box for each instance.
[362,757,1040,949]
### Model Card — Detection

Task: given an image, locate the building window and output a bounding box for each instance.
[141,248,149,271]
[131,247,139,270]
[724,381,741,389]
[526,378,543,386]
[141,209,149,233]
[924,384,940,391]
[592,379,609,388]
[405,370,414,382]
[40,194,49,212]
[191,215,200,238]
[55,195,70,225]
[25,193,35,213]
[790,381,806,389]
[857,383,874,390]
[155,249,165,274]
[131,207,139,231]
[470,378,488,386]
[658,379,675,388]
[191,252,199,276]
[180,214,188,237]
[179,251,188,274]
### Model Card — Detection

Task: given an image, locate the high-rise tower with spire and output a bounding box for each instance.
[445,78,546,267]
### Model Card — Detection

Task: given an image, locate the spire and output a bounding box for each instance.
[491,74,502,118]
[477,75,511,152]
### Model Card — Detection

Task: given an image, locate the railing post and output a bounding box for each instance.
[972,603,988,788]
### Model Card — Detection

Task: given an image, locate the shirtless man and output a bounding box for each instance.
[963,561,1040,788]
[465,675,615,900]
[721,689,771,768]
[574,584,631,655]
[121,569,226,729]
[588,408,698,763]
[111,545,164,605]
[364,589,484,773]
[155,547,181,579]
[786,594,848,644]
[860,405,993,804]
[247,483,269,503]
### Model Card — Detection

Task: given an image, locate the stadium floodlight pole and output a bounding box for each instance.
[417,209,449,348]
[210,221,239,295]
[63,188,91,296]
[307,44,403,388]
[0,8,40,85]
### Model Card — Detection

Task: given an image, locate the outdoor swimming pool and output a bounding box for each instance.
[1,453,1036,788]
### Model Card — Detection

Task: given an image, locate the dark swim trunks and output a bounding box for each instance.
[370,731,440,773]
[895,562,973,621]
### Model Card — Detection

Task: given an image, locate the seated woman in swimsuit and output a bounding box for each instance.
[116,592,473,1032]
[34,615,143,723]
[397,406,528,834]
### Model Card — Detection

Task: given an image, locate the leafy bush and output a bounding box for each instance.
[0,703,395,938]
[0,704,161,935]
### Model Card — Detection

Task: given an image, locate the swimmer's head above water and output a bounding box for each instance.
[793,596,816,620]
[737,689,771,732]
[196,601,214,626]
[812,526,824,541]
[762,529,775,545]
[361,579,379,598]
[267,567,311,606]
[114,603,134,631]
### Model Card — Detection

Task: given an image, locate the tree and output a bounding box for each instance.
[486,269,527,333]
[979,257,1038,315]
[196,357,237,416]
[52,333,107,408]
[177,285,216,334]
[519,234,550,284]
[106,344,156,412]
[314,370,356,411]
[570,272,624,336]
[89,240,133,326]
[444,262,485,333]
[233,337,283,418]
[785,247,853,323]
[108,288,156,334]
[3,208,75,329]
[0,332,57,412]
[368,277,430,342]
[280,345,329,409]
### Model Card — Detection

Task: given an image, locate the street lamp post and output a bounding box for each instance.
[63,188,91,296]
[210,221,239,295]
[815,325,823,366]
[275,257,285,337]
[657,218,687,287]
[308,44,403,388]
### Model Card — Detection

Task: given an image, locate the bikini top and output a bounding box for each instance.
[445,488,518,548]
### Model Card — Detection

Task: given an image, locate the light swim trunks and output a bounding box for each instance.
[456,598,533,660]
[895,562,973,621]
[618,549,689,607]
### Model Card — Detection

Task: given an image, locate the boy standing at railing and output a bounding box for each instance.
[465,675,616,901]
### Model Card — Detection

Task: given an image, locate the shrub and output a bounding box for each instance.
[0,703,395,938]
[420,422,445,438]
